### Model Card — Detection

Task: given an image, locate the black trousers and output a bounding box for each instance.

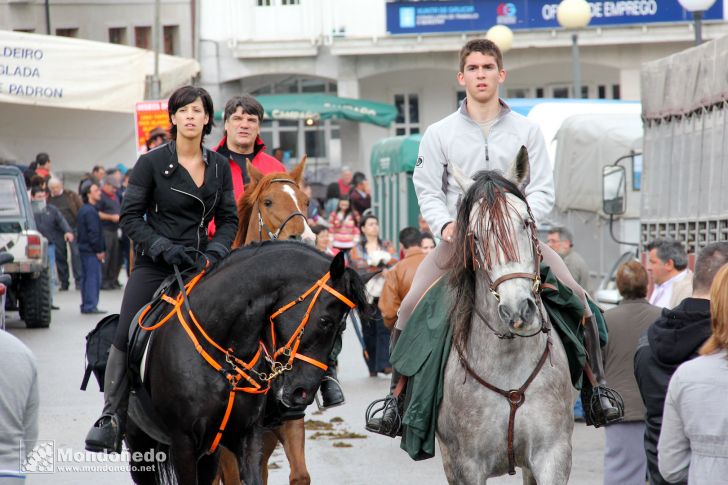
[102,229,122,287]
[361,301,391,374]
[112,257,175,352]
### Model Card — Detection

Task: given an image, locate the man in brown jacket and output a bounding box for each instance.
[602,260,662,485]
[379,227,427,329]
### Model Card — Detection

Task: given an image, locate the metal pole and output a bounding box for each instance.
[45,0,51,35]
[571,33,582,99]
[693,10,704,46]
[151,0,161,99]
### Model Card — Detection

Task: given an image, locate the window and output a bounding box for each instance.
[13,28,35,33]
[163,25,179,55]
[612,84,621,100]
[56,28,78,38]
[506,88,530,98]
[135,26,152,49]
[580,86,589,98]
[552,86,569,98]
[282,0,300,4]
[108,27,127,45]
[535,87,544,98]
[0,180,21,217]
[257,0,272,5]
[393,93,420,136]
[598,85,607,99]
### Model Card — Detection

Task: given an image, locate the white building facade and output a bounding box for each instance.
[199,0,728,177]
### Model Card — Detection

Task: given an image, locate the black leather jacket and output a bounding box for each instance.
[120,142,238,261]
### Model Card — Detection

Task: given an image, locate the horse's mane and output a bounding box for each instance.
[447,170,530,351]
[207,240,370,312]
[233,171,296,247]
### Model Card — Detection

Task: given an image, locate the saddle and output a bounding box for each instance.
[126,270,199,445]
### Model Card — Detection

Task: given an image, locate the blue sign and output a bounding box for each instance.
[386,0,725,35]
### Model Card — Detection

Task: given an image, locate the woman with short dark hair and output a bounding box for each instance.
[85,85,238,454]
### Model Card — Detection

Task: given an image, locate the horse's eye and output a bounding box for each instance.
[319,316,333,328]
[264,199,272,207]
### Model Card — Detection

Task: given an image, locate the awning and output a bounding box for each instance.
[215,94,398,127]
[370,134,423,175]
[0,30,199,113]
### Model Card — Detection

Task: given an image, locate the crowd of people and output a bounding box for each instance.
[23,154,133,315]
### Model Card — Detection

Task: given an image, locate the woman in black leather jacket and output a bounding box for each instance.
[85,85,238,454]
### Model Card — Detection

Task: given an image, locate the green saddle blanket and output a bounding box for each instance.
[390,263,607,461]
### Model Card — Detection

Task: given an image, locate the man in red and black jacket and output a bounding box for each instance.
[209,95,286,237]
[213,95,345,409]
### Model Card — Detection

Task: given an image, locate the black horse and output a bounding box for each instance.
[125,241,367,485]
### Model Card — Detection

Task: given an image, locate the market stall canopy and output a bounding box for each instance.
[215,94,398,127]
[0,30,199,113]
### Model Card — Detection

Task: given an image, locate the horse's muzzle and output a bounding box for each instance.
[498,297,537,333]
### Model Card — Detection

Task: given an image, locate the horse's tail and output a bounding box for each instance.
[154,444,177,484]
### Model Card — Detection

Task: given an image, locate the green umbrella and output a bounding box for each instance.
[214,94,398,128]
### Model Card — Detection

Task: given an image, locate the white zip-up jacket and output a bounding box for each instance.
[413,100,555,236]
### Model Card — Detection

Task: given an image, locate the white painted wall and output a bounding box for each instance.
[201,0,385,43]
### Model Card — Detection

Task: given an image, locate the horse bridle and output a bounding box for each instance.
[457,205,553,475]
[255,178,308,241]
[469,215,550,340]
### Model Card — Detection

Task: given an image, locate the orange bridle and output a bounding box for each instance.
[137,267,356,454]
[266,271,356,378]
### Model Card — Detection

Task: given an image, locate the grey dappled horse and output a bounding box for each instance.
[436,149,573,484]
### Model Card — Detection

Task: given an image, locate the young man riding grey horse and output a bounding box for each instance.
[365,38,622,437]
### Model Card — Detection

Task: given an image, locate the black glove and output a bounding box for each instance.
[161,244,195,267]
[198,241,229,271]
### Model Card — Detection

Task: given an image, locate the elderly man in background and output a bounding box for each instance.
[47,178,83,291]
[645,238,691,308]
[547,226,593,293]
[97,174,122,290]
[602,261,662,485]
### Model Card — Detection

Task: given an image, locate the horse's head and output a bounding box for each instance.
[449,146,543,338]
[234,156,315,246]
[269,251,368,408]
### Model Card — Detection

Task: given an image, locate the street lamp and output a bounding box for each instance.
[677,0,717,45]
[557,0,592,99]
[486,25,514,53]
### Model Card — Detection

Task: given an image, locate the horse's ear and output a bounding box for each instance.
[330,251,346,280]
[247,159,265,185]
[451,161,474,193]
[507,146,530,190]
[289,155,307,186]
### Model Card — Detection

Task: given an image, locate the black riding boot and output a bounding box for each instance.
[581,314,624,427]
[319,365,345,408]
[365,329,405,438]
[85,346,129,453]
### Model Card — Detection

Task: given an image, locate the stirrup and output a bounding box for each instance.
[85,414,124,454]
[364,395,403,438]
[314,375,346,410]
[581,385,624,428]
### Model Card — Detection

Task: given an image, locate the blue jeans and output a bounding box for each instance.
[80,253,102,312]
[47,243,57,291]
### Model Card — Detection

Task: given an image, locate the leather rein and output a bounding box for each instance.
[254,178,307,241]
[137,265,356,454]
[457,211,553,475]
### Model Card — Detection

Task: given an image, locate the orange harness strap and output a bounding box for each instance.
[269,272,356,372]
[137,268,357,455]
[135,269,269,454]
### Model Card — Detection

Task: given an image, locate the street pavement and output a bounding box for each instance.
[6,282,606,484]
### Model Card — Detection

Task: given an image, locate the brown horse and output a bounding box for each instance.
[218,156,316,485]
[233,156,315,247]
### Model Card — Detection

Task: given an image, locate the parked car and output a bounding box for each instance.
[0,165,52,328]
